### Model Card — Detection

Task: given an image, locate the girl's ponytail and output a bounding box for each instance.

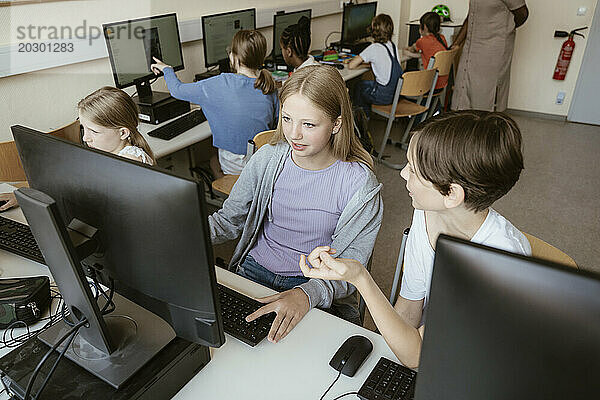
[231,30,276,94]
[255,68,276,95]
[420,12,448,50]
[433,32,449,50]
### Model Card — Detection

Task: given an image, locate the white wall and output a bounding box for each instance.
[409,0,468,23]
[508,0,598,115]
[0,0,342,142]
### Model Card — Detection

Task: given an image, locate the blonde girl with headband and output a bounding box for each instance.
[0,86,154,211]
[152,30,279,179]
[209,65,383,343]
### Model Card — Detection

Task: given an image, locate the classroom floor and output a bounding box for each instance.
[210,112,600,331]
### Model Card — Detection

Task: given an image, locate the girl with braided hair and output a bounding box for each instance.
[279,16,320,71]
[404,12,449,90]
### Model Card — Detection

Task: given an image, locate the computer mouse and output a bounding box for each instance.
[335,63,345,70]
[329,335,373,377]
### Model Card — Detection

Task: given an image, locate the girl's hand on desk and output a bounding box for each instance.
[0,192,18,211]
[245,288,309,343]
[299,246,367,286]
[150,57,170,75]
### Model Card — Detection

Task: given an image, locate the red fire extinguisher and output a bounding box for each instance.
[553,27,587,80]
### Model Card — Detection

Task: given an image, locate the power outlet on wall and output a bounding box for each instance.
[556,91,566,105]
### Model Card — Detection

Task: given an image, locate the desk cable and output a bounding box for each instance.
[325,31,341,49]
[319,368,360,400]
[0,285,63,351]
[22,276,115,400]
[22,317,88,400]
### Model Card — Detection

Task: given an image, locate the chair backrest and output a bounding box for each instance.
[47,120,81,144]
[389,228,410,304]
[0,141,27,182]
[253,129,275,149]
[429,49,457,77]
[399,69,438,97]
[523,233,577,269]
[247,129,276,157]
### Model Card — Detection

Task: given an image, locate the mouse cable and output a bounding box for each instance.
[320,369,342,400]
[331,392,359,400]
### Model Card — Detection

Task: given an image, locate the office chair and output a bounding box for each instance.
[388,230,578,306]
[0,141,27,183]
[1,121,81,185]
[389,228,410,305]
[47,120,82,144]
[211,129,275,196]
[523,232,577,269]
[425,48,458,118]
[372,69,438,170]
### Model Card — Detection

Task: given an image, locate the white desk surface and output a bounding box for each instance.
[339,64,370,81]
[137,108,212,160]
[0,199,400,400]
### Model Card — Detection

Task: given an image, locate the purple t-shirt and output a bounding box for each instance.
[249,154,367,276]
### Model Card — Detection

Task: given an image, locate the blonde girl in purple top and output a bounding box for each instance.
[209,65,383,343]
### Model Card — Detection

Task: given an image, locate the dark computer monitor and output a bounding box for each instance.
[103,13,184,105]
[272,9,312,60]
[341,2,377,44]
[12,125,224,388]
[414,235,600,400]
[201,8,256,72]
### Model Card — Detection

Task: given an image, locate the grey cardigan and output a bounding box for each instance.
[209,141,383,309]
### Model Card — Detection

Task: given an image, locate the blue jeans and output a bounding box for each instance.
[353,80,378,118]
[353,80,398,119]
[237,255,362,325]
[236,255,309,292]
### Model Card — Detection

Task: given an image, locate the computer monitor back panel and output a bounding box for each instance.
[415,236,600,400]
[12,125,223,347]
[104,13,184,89]
[272,10,312,59]
[202,8,256,68]
[341,2,377,44]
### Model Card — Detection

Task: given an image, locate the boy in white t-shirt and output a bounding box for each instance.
[348,14,402,117]
[300,110,531,368]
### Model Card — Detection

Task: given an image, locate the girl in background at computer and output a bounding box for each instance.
[348,14,402,117]
[0,86,154,212]
[209,65,383,343]
[404,12,449,91]
[151,30,278,179]
[280,16,320,71]
[79,86,155,165]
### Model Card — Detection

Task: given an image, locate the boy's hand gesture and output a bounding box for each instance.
[299,246,366,285]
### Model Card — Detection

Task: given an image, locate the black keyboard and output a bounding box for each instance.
[358,357,417,400]
[217,283,275,347]
[147,109,207,140]
[0,216,45,265]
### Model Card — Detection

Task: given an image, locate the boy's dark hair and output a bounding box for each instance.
[280,16,311,59]
[410,110,524,212]
[419,11,448,50]
[370,14,393,43]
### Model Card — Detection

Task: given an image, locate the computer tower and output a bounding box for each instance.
[136,96,190,125]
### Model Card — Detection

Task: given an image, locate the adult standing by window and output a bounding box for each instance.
[451,0,529,112]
